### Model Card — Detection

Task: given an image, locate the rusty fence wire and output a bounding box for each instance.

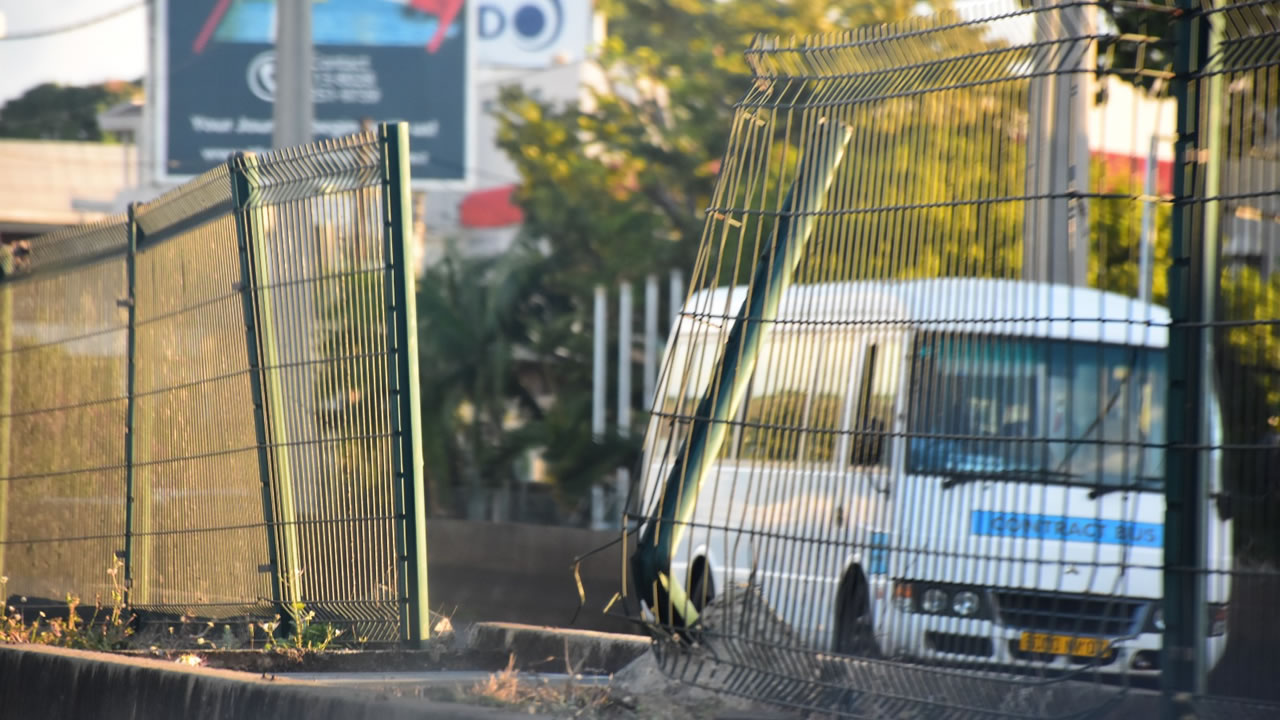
[626,1,1279,718]
[0,123,428,645]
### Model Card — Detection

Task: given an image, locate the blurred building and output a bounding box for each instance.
[0,137,137,242]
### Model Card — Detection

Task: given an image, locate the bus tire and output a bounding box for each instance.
[834,568,880,657]
[688,556,715,614]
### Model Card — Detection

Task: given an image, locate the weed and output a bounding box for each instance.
[470,654,614,717]
[0,559,135,650]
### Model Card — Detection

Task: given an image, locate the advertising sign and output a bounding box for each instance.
[160,0,472,187]
[474,0,591,68]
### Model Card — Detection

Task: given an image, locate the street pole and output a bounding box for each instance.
[1023,1,1091,287]
[1139,133,1159,304]
[643,274,659,408]
[273,0,313,149]
[591,285,607,530]
[617,282,633,524]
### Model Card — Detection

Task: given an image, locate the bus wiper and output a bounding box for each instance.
[1088,476,1163,499]
[941,468,1079,490]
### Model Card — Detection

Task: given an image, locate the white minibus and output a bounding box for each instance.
[636,277,1230,678]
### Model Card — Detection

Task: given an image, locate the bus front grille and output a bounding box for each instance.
[992,590,1146,637]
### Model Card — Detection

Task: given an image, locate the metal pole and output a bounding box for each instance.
[0,245,12,585]
[591,285,607,530]
[1164,0,1219,710]
[643,273,658,409]
[1139,134,1159,304]
[380,122,430,646]
[1023,1,1091,287]
[617,282,633,439]
[231,152,302,629]
[617,282,633,524]
[272,0,313,149]
[592,285,607,442]
[632,125,853,626]
[668,269,683,328]
[122,204,146,606]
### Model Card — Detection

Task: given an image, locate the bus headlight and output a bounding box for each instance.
[952,591,980,617]
[921,588,948,614]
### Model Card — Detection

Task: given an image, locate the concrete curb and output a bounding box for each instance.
[0,644,533,720]
[467,622,651,675]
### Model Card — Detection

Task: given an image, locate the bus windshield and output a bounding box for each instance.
[906,333,1167,489]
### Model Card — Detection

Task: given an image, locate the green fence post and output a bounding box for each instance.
[0,244,12,587]
[122,204,151,606]
[378,122,429,646]
[230,152,303,628]
[1165,0,1222,712]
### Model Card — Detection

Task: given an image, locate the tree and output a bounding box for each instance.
[416,244,637,517]
[445,0,1095,510]
[0,81,141,142]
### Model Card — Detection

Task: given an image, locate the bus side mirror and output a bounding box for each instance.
[1213,491,1234,521]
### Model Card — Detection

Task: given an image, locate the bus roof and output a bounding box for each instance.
[680,278,1170,348]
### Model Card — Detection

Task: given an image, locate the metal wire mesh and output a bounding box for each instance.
[0,126,424,644]
[240,136,402,640]
[1184,1,1280,716]
[0,219,128,610]
[627,1,1277,716]
[131,164,274,619]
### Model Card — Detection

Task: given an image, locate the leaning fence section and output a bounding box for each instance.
[130,163,274,620]
[628,1,1279,718]
[0,123,427,645]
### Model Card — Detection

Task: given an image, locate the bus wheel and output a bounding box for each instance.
[835,569,880,657]
[688,557,715,614]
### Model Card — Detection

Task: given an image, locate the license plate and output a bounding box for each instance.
[1019,632,1109,657]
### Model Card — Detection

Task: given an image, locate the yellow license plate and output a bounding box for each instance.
[1019,632,1109,657]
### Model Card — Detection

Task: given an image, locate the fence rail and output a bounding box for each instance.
[627,1,1279,718]
[0,123,428,645]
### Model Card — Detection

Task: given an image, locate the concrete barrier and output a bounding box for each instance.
[0,644,529,720]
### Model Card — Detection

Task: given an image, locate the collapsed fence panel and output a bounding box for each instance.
[627,1,1278,718]
[0,124,427,645]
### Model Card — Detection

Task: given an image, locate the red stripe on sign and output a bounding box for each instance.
[409,0,466,53]
[193,0,234,54]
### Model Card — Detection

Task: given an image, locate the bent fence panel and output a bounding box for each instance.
[627,2,1279,718]
[0,123,426,645]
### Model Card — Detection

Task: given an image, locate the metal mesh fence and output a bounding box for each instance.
[1183,1,1280,716]
[0,219,129,610]
[0,124,426,645]
[239,137,403,640]
[131,164,273,619]
[627,1,1279,717]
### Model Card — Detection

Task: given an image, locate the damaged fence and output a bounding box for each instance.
[0,123,428,645]
[628,1,1280,718]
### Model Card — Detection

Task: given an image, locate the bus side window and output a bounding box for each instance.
[850,340,899,466]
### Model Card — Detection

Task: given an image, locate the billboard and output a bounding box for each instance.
[159,0,472,187]
[474,0,592,68]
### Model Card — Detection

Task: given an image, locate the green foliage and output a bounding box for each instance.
[0,560,135,650]
[1089,161,1171,302]
[1216,267,1280,563]
[437,0,987,507]
[0,81,141,142]
[314,241,389,502]
[417,245,639,510]
[251,604,343,653]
